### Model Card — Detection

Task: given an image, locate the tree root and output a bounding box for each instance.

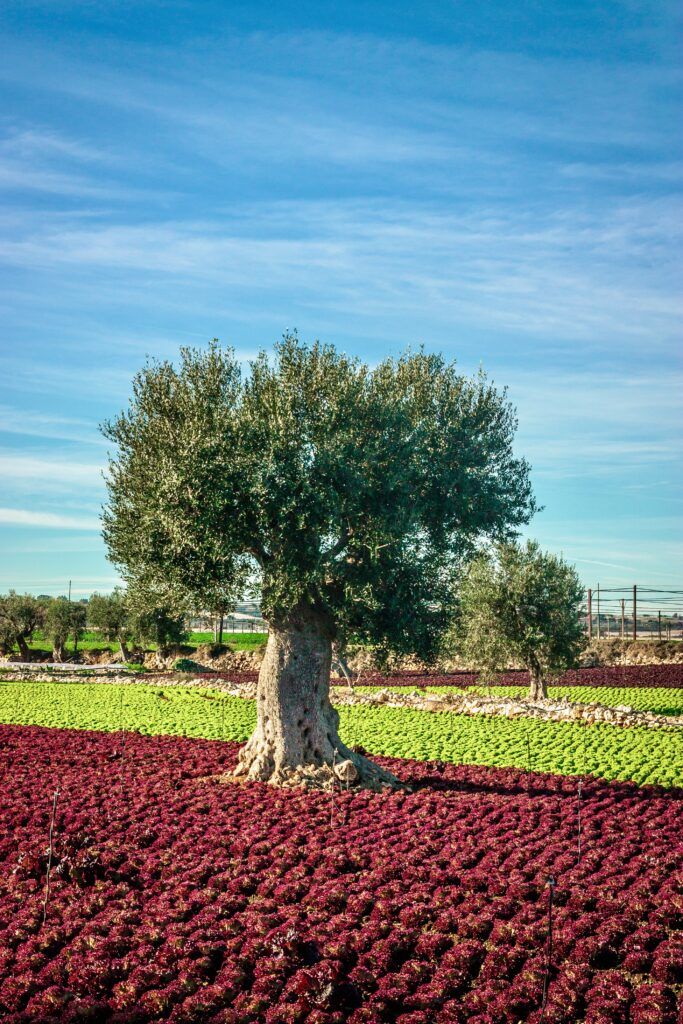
[228,743,403,792]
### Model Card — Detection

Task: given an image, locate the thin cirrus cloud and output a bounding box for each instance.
[1,198,679,348]
[0,9,680,590]
[0,405,106,445]
[0,507,100,530]
[0,453,104,486]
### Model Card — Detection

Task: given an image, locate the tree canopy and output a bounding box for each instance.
[45,598,87,662]
[0,592,46,659]
[102,335,536,662]
[103,335,538,786]
[451,540,585,698]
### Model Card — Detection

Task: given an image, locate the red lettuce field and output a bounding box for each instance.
[199,664,683,688]
[1,725,681,1024]
[351,665,683,689]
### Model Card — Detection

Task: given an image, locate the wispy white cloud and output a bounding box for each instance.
[0,161,130,199]
[524,534,683,585]
[0,127,105,163]
[0,14,679,591]
[0,507,100,530]
[507,369,683,480]
[0,405,106,445]
[0,197,680,346]
[0,453,104,484]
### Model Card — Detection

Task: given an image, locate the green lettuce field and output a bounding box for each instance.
[1,680,681,788]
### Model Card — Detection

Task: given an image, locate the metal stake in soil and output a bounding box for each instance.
[540,875,556,1016]
[119,686,126,798]
[524,723,533,794]
[577,780,583,862]
[41,788,60,927]
[330,748,337,828]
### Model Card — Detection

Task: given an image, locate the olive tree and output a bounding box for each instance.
[45,598,87,662]
[0,619,13,657]
[0,592,46,660]
[452,540,585,699]
[159,558,248,648]
[102,336,536,788]
[88,589,133,661]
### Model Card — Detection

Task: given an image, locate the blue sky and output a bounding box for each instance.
[0,0,681,597]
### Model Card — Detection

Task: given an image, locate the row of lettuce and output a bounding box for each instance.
[2,726,680,1024]
[1,682,681,787]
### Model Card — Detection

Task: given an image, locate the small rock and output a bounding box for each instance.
[334,759,359,784]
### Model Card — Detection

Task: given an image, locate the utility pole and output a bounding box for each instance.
[596,584,601,640]
[587,589,592,640]
[632,585,637,641]
[68,580,71,602]
[658,611,662,640]
[621,599,625,638]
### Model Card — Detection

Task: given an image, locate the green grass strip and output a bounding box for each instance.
[0,681,681,788]
[19,630,268,655]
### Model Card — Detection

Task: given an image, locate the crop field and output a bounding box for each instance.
[1,724,681,1024]
[1,680,682,789]
[355,665,683,689]
[0,680,681,1023]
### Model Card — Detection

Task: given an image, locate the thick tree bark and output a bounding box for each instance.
[17,635,30,661]
[52,641,66,663]
[528,664,547,700]
[234,606,398,790]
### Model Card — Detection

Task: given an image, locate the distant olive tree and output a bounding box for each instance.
[102,336,536,788]
[88,589,134,661]
[126,590,188,652]
[137,557,249,649]
[0,592,46,660]
[202,580,246,647]
[45,598,87,662]
[451,540,585,699]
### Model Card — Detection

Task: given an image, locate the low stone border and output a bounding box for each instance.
[329,686,682,730]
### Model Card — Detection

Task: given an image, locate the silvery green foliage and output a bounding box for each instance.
[45,597,87,652]
[102,335,536,661]
[0,591,45,654]
[125,589,188,649]
[88,589,130,643]
[453,541,586,683]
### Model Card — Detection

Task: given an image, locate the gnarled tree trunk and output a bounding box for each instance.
[528,663,547,700]
[17,635,30,661]
[234,606,398,790]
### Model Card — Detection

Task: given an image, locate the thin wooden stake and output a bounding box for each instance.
[577,781,583,863]
[41,789,60,927]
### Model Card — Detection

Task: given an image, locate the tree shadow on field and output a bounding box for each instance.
[408,771,564,800]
